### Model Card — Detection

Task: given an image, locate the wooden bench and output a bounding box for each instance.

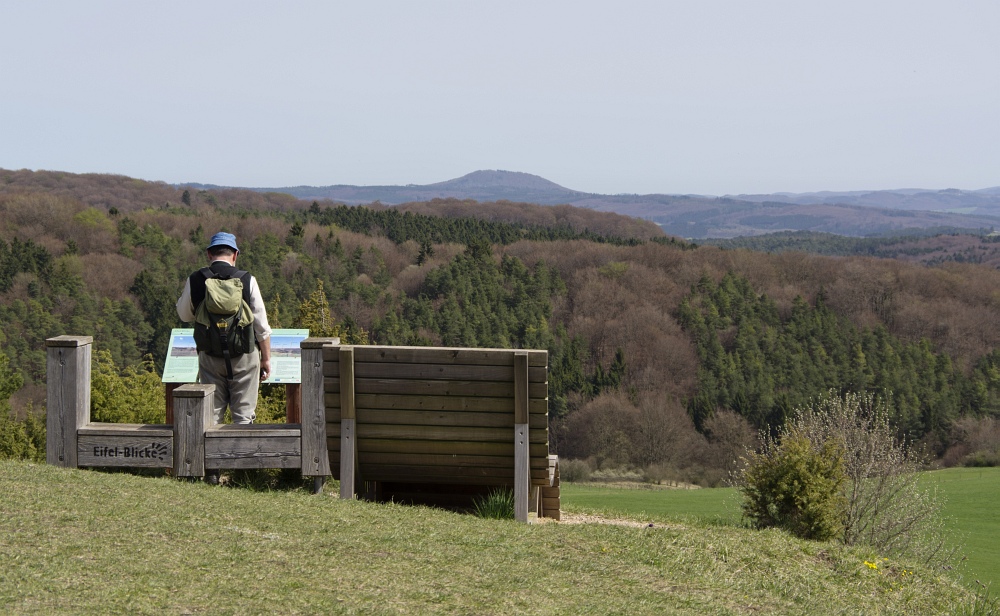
[323,345,560,522]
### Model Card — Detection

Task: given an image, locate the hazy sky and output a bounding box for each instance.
[2,1,997,195]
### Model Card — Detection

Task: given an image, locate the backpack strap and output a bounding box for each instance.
[208,316,235,380]
[234,270,252,306]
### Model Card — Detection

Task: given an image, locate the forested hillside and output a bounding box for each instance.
[2,169,999,479]
[705,229,1000,268]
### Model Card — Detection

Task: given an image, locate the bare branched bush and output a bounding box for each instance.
[559,458,592,483]
[633,395,700,469]
[704,409,758,478]
[947,417,1000,467]
[791,391,954,565]
[561,391,710,481]
[560,392,637,467]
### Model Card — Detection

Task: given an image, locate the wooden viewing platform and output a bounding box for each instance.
[45,336,560,522]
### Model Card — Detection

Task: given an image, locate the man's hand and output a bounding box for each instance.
[259,337,272,382]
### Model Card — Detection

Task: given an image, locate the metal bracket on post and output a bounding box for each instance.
[45,336,93,468]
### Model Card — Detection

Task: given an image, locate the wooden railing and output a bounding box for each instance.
[45,335,336,493]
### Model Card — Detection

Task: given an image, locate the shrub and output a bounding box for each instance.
[254,384,287,423]
[473,489,514,519]
[0,351,39,461]
[589,466,644,482]
[795,392,952,564]
[739,430,847,541]
[684,464,727,488]
[949,417,1000,468]
[643,463,677,485]
[226,468,307,492]
[560,458,592,483]
[741,391,954,564]
[90,350,164,424]
[965,451,1000,467]
[0,408,45,462]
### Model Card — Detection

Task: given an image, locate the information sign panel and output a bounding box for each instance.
[162,329,198,383]
[161,329,309,384]
[267,330,310,383]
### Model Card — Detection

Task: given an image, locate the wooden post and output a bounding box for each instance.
[173,384,214,478]
[164,383,181,425]
[285,383,302,424]
[300,338,338,487]
[513,350,530,523]
[339,345,356,500]
[529,485,541,517]
[46,336,93,468]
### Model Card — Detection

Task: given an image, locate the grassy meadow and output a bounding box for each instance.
[561,483,740,527]
[1,460,993,615]
[925,467,1000,588]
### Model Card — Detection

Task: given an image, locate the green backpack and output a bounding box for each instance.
[193,267,255,378]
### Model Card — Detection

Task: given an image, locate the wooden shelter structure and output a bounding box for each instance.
[326,345,560,521]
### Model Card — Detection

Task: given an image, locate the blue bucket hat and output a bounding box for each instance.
[207,232,239,252]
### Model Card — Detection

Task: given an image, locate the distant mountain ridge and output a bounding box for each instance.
[728,187,1000,212]
[187,170,585,207]
[183,170,1000,239]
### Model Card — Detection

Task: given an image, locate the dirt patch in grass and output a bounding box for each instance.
[544,511,685,529]
[572,480,702,490]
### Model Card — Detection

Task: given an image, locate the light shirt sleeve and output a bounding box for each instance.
[248,275,272,341]
[176,278,195,323]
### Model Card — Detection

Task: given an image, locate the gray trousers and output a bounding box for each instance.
[198,349,260,424]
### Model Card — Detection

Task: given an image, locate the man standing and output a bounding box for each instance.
[176,232,272,426]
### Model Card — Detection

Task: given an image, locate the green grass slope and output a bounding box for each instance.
[564,467,1000,589]
[0,461,982,615]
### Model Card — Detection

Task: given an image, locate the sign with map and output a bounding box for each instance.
[161,329,309,384]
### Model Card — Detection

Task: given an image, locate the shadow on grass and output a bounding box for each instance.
[88,467,317,493]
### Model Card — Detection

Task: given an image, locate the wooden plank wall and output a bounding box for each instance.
[323,346,549,487]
